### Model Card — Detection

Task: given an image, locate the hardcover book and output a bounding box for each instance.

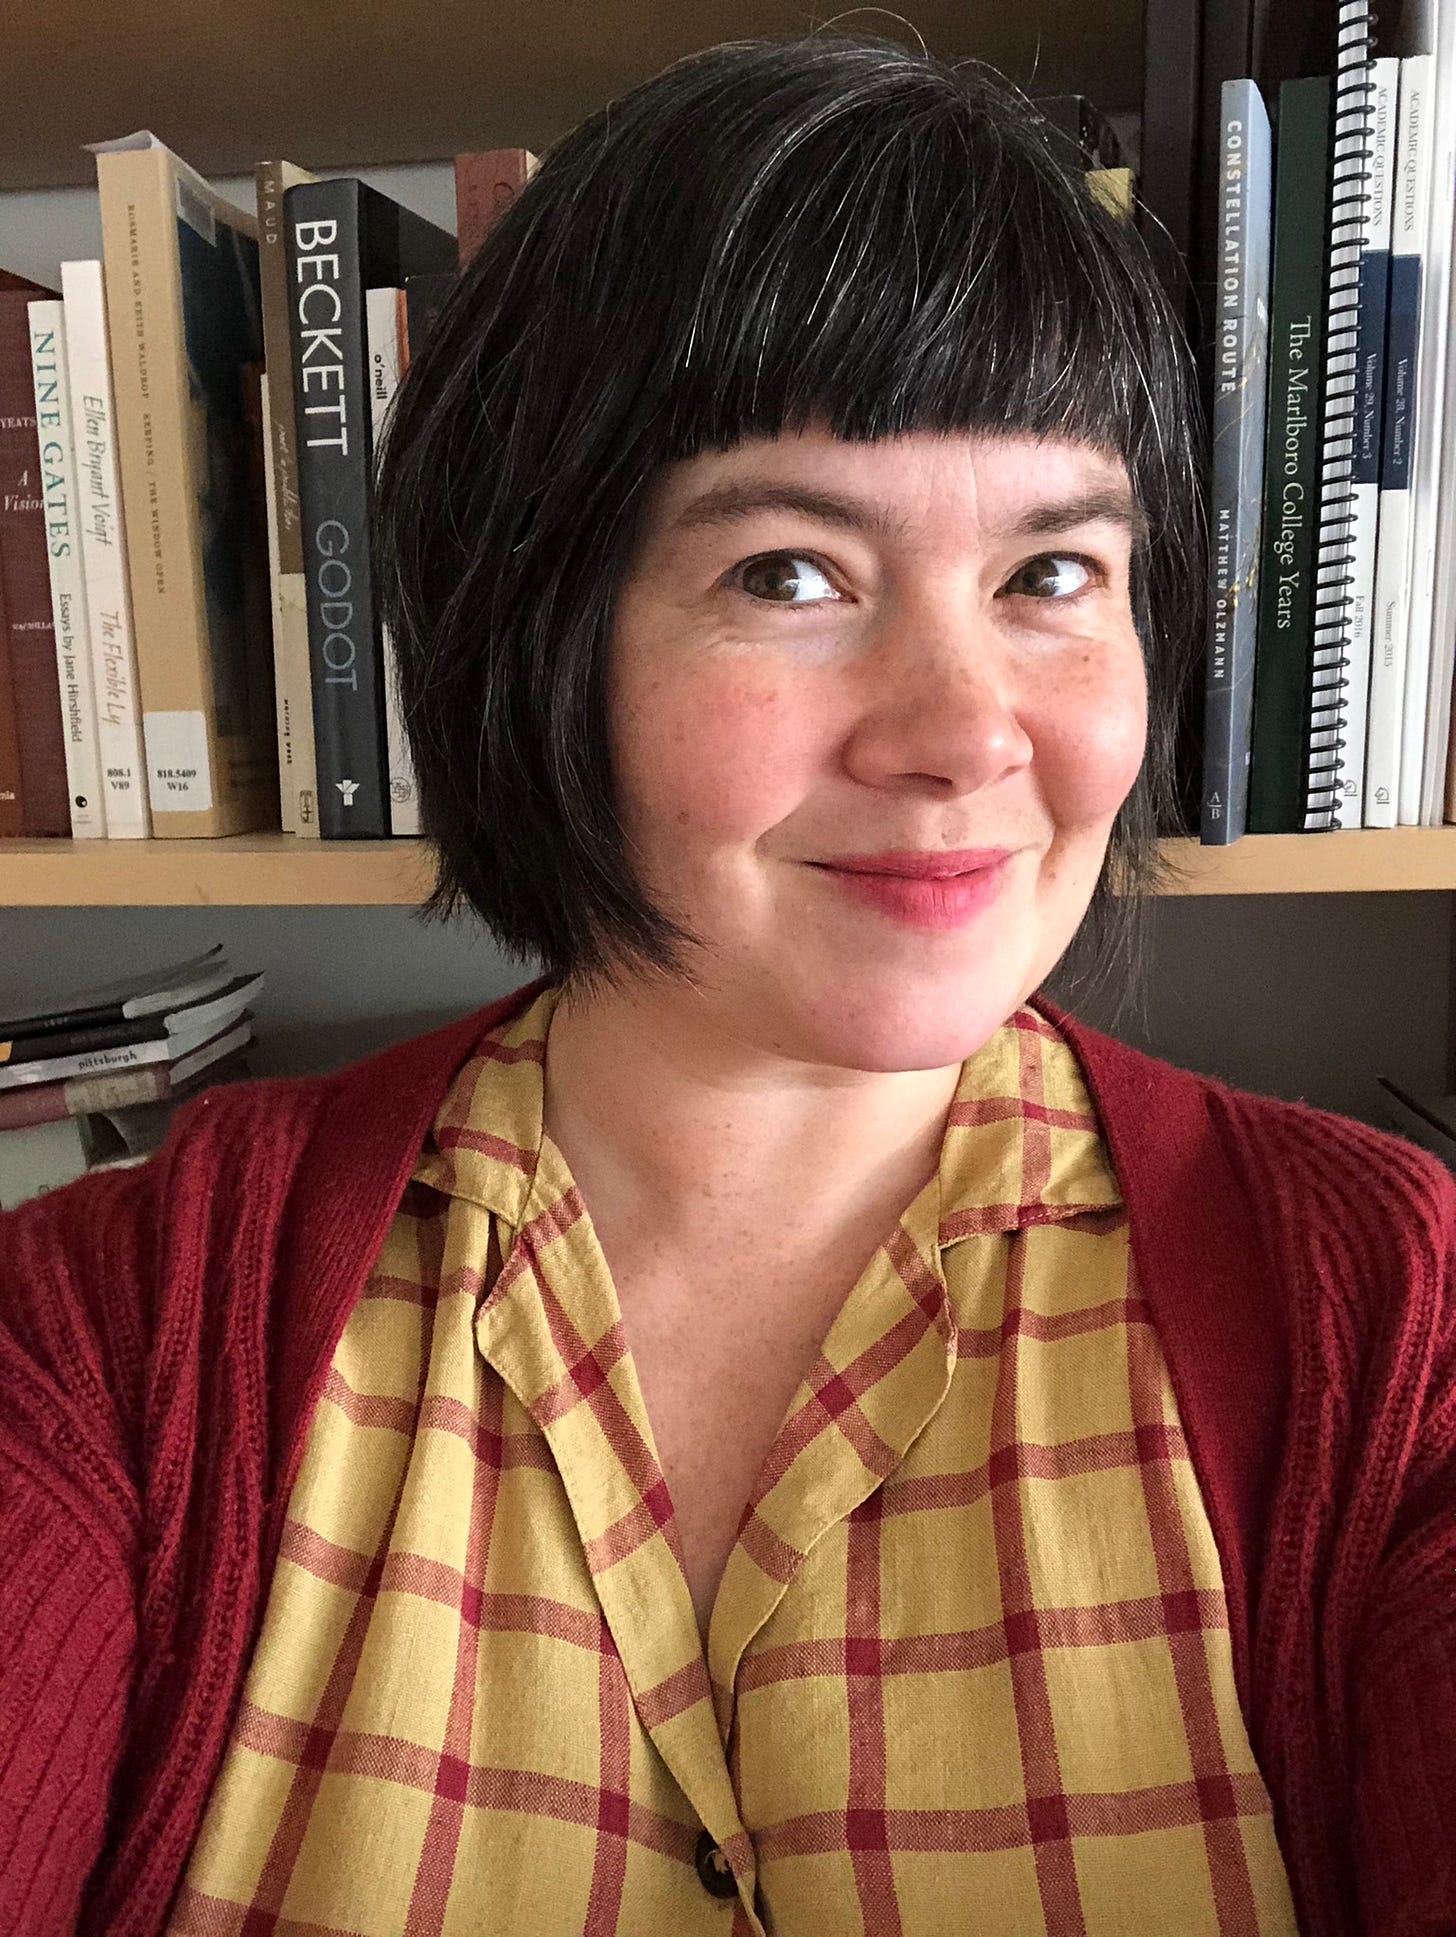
[0,271,70,834]
[1200,79,1274,845]
[1249,77,1330,833]
[26,300,106,837]
[91,131,278,837]
[282,177,455,837]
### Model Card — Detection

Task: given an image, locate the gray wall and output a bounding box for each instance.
[3,167,1451,1132]
[3,892,1449,1129]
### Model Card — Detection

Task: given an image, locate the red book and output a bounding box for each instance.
[0,553,21,835]
[453,148,537,270]
[0,270,69,835]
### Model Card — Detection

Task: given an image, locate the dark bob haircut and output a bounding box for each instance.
[372,31,1205,1027]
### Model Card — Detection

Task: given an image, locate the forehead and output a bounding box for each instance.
[643,426,1139,548]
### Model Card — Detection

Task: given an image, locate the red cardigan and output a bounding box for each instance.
[0,978,1452,1936]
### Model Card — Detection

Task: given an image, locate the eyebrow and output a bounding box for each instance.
[664,477,1150,549]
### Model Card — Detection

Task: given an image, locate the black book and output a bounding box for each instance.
[282,180,456,837]
[0,945,230,1040]
[0,974,262,1067]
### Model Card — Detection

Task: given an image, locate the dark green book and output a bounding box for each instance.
[1248,77,1330,832]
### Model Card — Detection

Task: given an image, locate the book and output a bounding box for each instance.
[282,177,456,836]
[1304,0,1379,830]
[0,549,19,833]
[255,158,321,839]
[1396,0,1455,823]
[0,1113,90,1208]
[0,1027,250,1132]
[1249,77,1331,834]
[454,149,538,269]
[1366,53,1433,826]
[1333,54,1398,824]
[0,940,230,1036]
[59,259,151,837]
[0,270,70,834]
[26,299,106,838]
[0,970,261,1066]
[0,978,262,1091]
[1200,78,1273,845]
[90,130,279,837]
[365,286,418,835]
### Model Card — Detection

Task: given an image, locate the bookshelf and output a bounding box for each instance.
[0,829,1453,906]
[2,4,1454,1123]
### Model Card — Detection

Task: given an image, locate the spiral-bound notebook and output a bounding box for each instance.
[1304,0,1380,829]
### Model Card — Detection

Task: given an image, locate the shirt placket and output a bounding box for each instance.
[474,1149,760,1918]
[705,1197,959,1745]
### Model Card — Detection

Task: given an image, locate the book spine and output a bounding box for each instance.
[0,1062,164,1130]
[1398,6,1456,823]
[0,1033,175,1091]
[256,159,320,839]
[27,300,106,838]
[1366,54,1432,826]
[0,292,71,834]
[1304,2,1376,830]
[366,286,419,836]
[59,259,151,837]
[95,143,277,836]
[1200,80,1273,844]
[1249,78,1330,834]
[0,533,22,834]
[453,149,537,269]
[1333,54,1398,825]
[284,179,389,837]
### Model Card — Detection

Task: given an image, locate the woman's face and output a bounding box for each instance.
[606,423,1149,1071]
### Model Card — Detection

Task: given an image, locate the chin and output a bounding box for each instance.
[767,963,1039,1073]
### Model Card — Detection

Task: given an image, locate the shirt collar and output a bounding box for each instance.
[414,982,1122,1239]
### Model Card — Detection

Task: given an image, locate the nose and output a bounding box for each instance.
[838,608,1035,799]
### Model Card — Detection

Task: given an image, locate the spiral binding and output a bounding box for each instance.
[1304,0,1378,829]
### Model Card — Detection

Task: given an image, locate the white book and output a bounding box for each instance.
[1424,79,1456,815]
[365,286,419,836]
[25,300,106,838]
[1334,55,1398,823]
[1366,54,1434,825]
[59,259,151,838]
[1398,2,1456,821]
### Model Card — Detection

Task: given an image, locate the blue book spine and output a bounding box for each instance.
[1200,79,1274,844]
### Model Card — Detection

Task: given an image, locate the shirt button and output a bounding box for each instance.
[694,1826,738,1898]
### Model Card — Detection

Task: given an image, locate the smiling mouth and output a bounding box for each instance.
[808,853,1015,930]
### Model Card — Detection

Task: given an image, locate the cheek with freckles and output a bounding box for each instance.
[613,659,826,866]
[1029,640,1148,832]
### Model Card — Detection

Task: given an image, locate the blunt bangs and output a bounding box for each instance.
[373,32,1204,1022]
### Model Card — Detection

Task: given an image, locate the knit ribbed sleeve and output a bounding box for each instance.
[0,1162,152,1934]
[1198,1081,1456,1937]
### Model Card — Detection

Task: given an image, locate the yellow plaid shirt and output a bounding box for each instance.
[172,984,1297,1936]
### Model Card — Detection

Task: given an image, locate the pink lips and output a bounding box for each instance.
[809,848,1016,931]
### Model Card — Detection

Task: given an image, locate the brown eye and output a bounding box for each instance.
[1003,554,1096,600]
[737,552,838,604]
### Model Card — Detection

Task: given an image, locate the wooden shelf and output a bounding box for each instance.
[3,0,1142,193]
[2,828,1455,907]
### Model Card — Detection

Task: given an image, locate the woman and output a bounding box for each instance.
[1,34,1451,1937]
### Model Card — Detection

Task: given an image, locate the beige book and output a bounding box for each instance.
[90,131,278,837]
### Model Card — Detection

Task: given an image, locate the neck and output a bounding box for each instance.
[541,974,964,1252]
